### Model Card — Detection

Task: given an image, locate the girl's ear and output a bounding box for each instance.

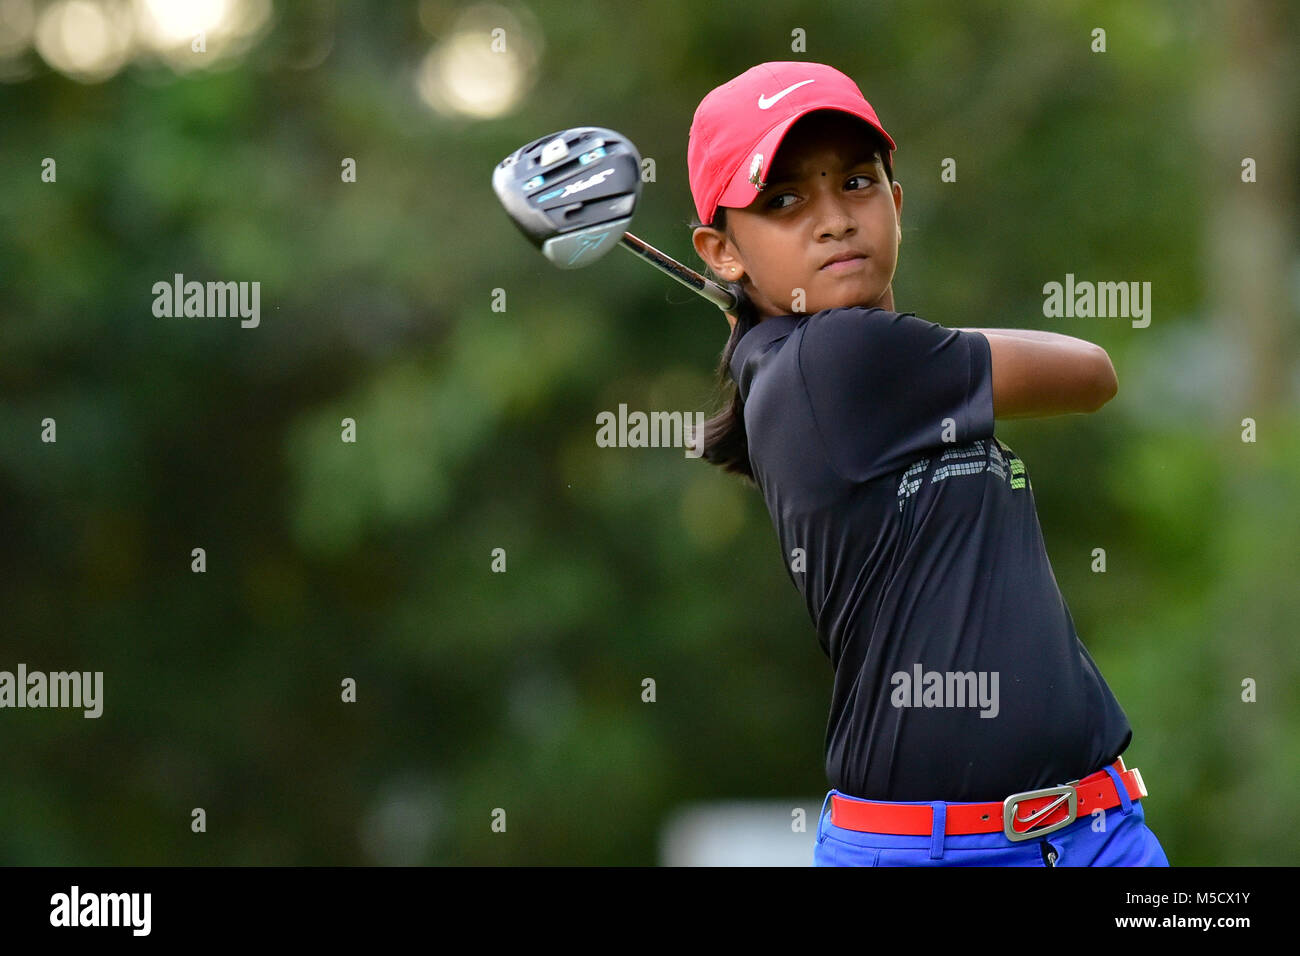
[893,181,904,242]
[693,226,739,279]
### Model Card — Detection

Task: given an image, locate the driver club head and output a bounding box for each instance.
[492,126,642,270]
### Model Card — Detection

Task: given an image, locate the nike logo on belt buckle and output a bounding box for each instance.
[1002,782,1079,842]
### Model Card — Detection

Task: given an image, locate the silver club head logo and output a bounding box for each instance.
[559,166,616,199]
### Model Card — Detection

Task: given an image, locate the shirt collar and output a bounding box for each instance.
[729,315,803,399]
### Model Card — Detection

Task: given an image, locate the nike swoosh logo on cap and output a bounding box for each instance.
[758,79,814,109]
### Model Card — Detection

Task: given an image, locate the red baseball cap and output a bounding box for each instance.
[688,61,896,226]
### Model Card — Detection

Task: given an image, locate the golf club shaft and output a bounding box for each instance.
[618,234,737,313]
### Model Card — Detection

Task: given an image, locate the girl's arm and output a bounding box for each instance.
[959,328,1094,344]
[956,328,1118,419]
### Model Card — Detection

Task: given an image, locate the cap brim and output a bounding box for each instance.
[714,107,896,216]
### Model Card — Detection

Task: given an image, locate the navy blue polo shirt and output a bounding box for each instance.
[730,307,1132,802]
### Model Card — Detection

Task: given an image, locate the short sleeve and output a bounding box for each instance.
[798,307,995,483]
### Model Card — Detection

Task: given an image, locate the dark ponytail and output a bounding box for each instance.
[689,206,762,484]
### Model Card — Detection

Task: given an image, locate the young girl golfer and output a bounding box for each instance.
[686,61,1169,867]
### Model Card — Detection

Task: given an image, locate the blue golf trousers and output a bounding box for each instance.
[814,764,1170,866]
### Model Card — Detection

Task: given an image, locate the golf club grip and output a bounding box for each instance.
[618,234,738,313]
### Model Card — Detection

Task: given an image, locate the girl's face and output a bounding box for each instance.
[693,112,903,320]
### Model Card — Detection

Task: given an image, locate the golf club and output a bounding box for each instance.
[492,126,738,313]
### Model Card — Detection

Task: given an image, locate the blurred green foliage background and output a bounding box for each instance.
[0,0,1296,865]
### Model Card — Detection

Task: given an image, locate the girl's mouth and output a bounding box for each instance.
[821,255,866,273]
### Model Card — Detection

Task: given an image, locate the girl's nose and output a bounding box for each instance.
[811,190,856,237]
[817,212,856,240]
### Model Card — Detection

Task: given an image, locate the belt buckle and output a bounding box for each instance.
[1002,782,1078,842]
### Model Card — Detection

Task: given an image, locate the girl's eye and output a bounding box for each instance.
[767,175,875,209]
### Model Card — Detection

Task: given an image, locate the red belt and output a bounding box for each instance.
[830,758,1148,842]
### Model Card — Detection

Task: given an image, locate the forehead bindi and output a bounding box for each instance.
[766,145,880,186]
